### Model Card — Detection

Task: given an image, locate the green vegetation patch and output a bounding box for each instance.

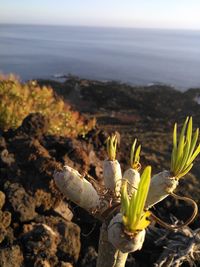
[0,74,95,137]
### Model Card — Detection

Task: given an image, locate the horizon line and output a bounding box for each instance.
[1,22,200,32]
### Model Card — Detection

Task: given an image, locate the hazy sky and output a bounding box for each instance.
[1,0,200,29]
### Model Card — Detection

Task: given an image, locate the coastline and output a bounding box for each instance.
[25,73,200,92]
[38,76,200,172]
[37,75,200,118]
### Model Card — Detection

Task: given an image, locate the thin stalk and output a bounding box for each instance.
[97,223,128,267]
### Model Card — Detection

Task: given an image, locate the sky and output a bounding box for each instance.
[1,0,200,29]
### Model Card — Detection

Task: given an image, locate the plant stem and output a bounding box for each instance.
[97,222,128,267]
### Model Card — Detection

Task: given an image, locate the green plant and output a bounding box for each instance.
[0,74,95,137]
[121,166,151,233]
[171,116,200,179]
[106,134,118,161]
[130,138,141,170]
[54,117,199,267]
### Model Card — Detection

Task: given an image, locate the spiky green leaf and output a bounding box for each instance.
[130,139,137,167]
[173,122,177,149]
[171,123,177,171]
[186,117,193,147]
[135,145,141,164]
[186,144,200,167]
[129,166,151,230]
[121,181,130,217]
[176,163,193,179]
[187,128,199,163]
[174,135,185,173]
[178,140,190,174]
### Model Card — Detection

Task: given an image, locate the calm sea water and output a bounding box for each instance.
[1,24,200,90]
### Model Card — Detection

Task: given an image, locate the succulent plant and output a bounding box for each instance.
[54,117,199,267]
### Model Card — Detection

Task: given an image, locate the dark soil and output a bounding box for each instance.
[1,77,200,266]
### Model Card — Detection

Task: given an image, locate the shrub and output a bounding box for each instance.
[0,74,95,136]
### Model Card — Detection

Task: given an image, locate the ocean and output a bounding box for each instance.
[1,24,200,90]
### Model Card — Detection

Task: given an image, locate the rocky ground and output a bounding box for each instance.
[1,77,200,266]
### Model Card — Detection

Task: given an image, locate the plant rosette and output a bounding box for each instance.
[108,166,151,253]
[146,117,200,209]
